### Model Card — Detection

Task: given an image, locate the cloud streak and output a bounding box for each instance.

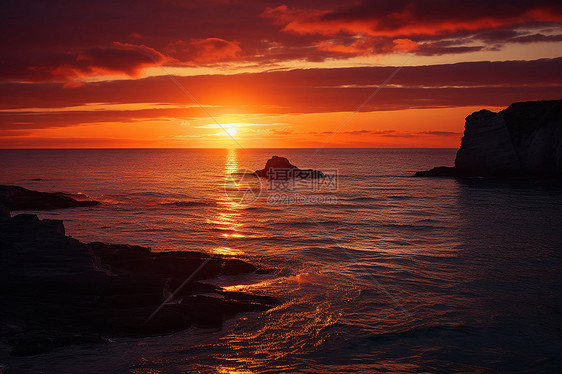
[1,0,561,147]
[2,0,562,85]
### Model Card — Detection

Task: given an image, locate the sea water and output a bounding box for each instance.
[1,148,561,373]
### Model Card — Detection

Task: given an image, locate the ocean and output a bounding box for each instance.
[1,148,561,373]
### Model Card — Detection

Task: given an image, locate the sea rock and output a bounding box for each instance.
[180,293,275,328]
[415,100,562,178]
[10,336,54,357]
[10,335,106,357]
[0,213,94,278]
[0,204,10,219]
[413,166,459,177]
[0,185,101,210]
[89,242,259,279]
[180,296,226,328]
[223,258,257,275]
[0,213,277,356]
[254,156,325,179]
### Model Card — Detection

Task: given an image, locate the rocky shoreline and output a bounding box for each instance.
[0,185,102,210]
[0,186,276,357]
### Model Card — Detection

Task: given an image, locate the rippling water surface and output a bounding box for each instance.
[1,148,561,373]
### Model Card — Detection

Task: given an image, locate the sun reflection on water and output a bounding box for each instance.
[221,278,276,292]
[217,367,254,374]
[211,246,245,256]
[195,149,348,372]
[209,148,248,253]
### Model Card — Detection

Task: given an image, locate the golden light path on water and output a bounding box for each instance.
[194,149,344,372]
[210,148,246,255]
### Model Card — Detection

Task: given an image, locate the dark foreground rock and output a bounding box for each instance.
[10,335,108,357]
[0,211,277,356]
[254,156,325,179]
[414,166,459,177]
[415,100,562,179]
[89,242,258,280]
[0,185,101,210]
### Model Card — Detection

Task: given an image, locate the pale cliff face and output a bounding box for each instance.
[455,100,562,176]
[455,109,520,173]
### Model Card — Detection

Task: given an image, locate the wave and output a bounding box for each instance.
[387,195,414,200]
[319,203,376,210]
[416,218,442,224]
[242,206,282,212]
[345,197,380,202]
[365,324,478,343]
[272,220,342,227]
[381,223,440,232]
[128,191,172,198]
[161,201,214,207]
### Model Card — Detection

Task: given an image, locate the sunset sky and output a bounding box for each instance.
[1,0,562,148]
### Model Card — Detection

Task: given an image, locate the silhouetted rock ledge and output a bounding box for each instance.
[254,156,325,179]
[415,100,562,179]
[0,211,276,356]
[0,185,101,210]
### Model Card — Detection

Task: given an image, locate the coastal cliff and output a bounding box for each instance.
[416,99,562,178]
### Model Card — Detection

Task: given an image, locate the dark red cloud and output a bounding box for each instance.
[509,33,562,43]
[2,58,561,130]
[286,0,562,36]
[2,0,561,85]
[1,0,274,83]
[165,38,242,63]
[3,84,561,129]
[262,0,562,57]
[0,38,242,84]
[0,43,167,84]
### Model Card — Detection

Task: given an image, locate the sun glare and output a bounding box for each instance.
[225,127,237,137]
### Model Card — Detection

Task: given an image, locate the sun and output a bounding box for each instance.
[225,127,237,137]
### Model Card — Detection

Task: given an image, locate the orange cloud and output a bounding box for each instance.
[264,3,562,38]
[3,58,562,134]
[393,38,419,52]
[28,42,168,86]
[262,5,330,28]
[166,38,242,64]
[316,37,396,55]
[12,38,243,86]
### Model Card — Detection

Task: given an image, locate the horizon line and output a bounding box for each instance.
[0,147,459,150]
